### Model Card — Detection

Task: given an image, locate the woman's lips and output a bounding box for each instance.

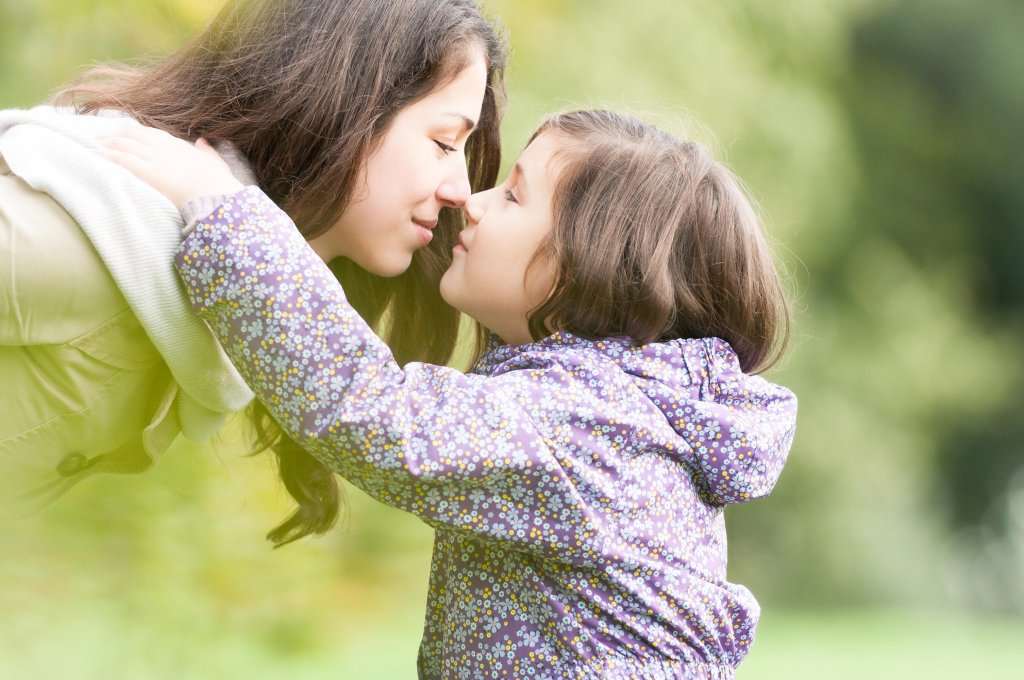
[413,218,437,245]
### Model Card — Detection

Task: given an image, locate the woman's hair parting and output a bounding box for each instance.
[59,0,507,546]
[524,109,791,375]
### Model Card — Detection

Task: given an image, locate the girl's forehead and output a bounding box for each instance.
[519,131,570,169]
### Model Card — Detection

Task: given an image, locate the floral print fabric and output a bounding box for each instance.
[175,187,797,679]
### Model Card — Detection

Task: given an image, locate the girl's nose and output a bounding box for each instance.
[463,189,487,224]
[436,162,472,208]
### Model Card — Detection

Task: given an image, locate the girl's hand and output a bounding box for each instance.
[96,126,244,209]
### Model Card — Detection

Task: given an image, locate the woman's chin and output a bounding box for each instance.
[360,252,414,278]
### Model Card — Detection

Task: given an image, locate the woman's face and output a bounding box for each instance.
[308,49,489,276]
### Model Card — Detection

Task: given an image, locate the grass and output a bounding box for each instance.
[4,599,1022,679]
[740,608,1024,678]
[3,437,1022,679]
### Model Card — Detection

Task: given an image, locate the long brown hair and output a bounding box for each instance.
[58,0,507,545]
[520,110,790,374]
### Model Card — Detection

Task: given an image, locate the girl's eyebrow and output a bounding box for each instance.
[512,162,529,197]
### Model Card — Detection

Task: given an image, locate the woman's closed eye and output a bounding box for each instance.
[503,188,519,203]
[435,140,457,154]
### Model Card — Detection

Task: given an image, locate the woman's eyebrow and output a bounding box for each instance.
[442,112,477,132]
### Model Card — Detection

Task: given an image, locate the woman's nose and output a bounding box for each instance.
[436,162,472,208]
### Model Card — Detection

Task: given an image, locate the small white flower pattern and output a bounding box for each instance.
[175,187,797,679]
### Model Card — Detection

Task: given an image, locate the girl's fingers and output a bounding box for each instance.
[98,127,201,161]
[94,144,144,169]
[94,145,160,186]
[119,124,182,145]
[93,128,242,208]
[194,137,227,161]
[93,146,128,166]
[97,133,154,160]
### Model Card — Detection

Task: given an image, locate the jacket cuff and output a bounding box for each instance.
[181,192,238,237]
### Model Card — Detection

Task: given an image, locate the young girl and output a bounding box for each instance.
[105,109,796,678]
[0,0,506,543]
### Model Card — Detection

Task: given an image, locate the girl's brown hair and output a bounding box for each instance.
[58,0,507,545]
[522,109,790,374]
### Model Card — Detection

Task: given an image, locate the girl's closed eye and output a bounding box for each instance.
[503,188,519,203]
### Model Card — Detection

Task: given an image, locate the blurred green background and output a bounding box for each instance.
[2,0,1023,677]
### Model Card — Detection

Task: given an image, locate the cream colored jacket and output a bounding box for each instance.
[0,107,254,514]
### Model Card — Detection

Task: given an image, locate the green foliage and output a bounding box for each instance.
[740,608,1024,678]
[0,0,213,108]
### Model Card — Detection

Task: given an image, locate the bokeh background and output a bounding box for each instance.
[2,0,1023,677]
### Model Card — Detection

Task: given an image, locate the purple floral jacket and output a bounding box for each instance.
[175,187,797,679]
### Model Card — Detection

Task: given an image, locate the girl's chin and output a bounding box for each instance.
[438,272,461,308]
[438,280,453,305]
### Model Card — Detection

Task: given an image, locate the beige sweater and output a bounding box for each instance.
[0,106,255,513]
[0,106,255,427]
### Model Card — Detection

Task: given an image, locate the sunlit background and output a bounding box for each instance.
[2,0,1023,678]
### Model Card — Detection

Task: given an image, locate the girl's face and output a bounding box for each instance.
[308,48,489,276]
[440,131,565,345]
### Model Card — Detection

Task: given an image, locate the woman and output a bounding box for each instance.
[0,0,507,546]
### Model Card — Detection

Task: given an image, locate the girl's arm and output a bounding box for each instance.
[98,128,600,559]
[177,187,597,559]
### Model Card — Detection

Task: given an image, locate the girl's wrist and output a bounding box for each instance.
[180,187,247,236]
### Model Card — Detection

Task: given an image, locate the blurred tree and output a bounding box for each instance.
[843,0,1024,560]
[754,0,1024,612]
[0,0,216,107]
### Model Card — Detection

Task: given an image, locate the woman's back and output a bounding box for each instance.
[0,108,254,514]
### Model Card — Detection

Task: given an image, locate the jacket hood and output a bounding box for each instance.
[477,332,797,505]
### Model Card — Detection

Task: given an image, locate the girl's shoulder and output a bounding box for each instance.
[473,331,733,387]
[472,331,631,375]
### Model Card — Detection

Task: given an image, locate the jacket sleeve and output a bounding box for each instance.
[175,187,600,558]
[684,338,797,506]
